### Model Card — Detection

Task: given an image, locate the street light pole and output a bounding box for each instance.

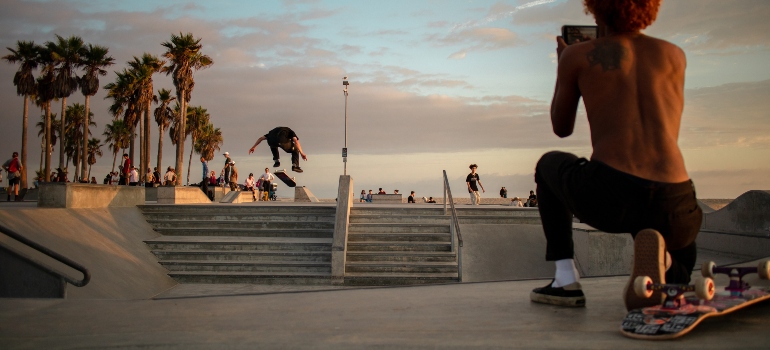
[343,76,349,175]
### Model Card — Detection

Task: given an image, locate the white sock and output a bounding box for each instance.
[552,259,579,288]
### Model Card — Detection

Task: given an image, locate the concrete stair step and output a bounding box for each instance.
[343,272,458,286]
[345,261,457,273]
[168,271,332,284]
[347,232,451,242]
[145,236,333,252]
[140,204,335,213]
[455,207,540,217]
[457,216,541,225]
[148,220,334,230]
[152,250,332,262]
[160,260,331,273]
[149,228,334,238]
[346,241,451,252]
[348,223,450,234]
[143,213,335,222]
[346,251,456,262]
[349,215,450,224]
[350,208,445,216]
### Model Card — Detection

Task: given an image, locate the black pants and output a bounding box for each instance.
[270,146,299,167]
[534,151,702,284]
[201,177,209,199]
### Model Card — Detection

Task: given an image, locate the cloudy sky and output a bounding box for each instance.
[1,0,769,199]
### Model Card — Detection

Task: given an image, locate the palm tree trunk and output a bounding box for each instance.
[187,136,194,185]
[45,102,52,182]
[21,95,29,189]
[138,116,143,181]
[74,141,81,181]
[175,97,186,186]
[59,97,66,169]
[81,95,90,181]
[39,141,44,176]
[112,149,117,173]
[144,103,151,182]
[157,125,164,175]
[129,125,135,170]
[88,163,92,180]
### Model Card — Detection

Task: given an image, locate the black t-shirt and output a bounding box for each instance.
[265,127,298,149]
[408,195,415,203]
[466,173,480,191]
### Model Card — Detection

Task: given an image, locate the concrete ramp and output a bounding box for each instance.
[294,186,319,203]
[219,190,241,203]
[703,190,770,235]
[0,207,176,299]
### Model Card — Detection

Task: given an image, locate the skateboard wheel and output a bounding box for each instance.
[701,261,716,278]
[634,276,653,298]
[758,260,770,280]
[694,277,715,301]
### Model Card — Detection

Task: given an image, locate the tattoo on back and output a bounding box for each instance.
[587,41,626,71]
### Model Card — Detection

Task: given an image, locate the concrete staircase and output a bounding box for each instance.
[141,204,336,285]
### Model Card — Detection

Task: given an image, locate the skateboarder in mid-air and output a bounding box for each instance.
[529,0,702,311]
[248,126,308,173]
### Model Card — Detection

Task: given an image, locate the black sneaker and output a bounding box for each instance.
[292,166,303,173]
[530,280,586,307]
[273,160,280,167]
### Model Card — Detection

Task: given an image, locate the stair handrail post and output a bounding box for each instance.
[331,175,354,285]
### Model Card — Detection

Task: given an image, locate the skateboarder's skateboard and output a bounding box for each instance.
[621,260,770,340]
[274,170,296,187]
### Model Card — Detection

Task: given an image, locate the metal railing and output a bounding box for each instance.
[0,223,90,287]
[443,170,463,282]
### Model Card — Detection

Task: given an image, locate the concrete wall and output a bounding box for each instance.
[0,207,176,299]
[157,186,211,204]
[460,224,554,282]
[0,244,66,298]
[696,231,770,259]
[332,176,353,284]
[370,194,402,203]
[702,190,770,235]
[572,226,633,276]
[38,183,144,208]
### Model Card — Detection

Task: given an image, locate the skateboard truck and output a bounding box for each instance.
[633,276,715,310]
[701,260,770,297]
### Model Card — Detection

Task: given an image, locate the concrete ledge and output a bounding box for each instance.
[295,186,319,203]
[572,224,633,276]
[157,186,211,204]
[38,183,144,208]
[696,230,770,259]
[370,194,402,203]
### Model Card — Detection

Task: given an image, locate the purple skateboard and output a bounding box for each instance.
[621,260,770,340]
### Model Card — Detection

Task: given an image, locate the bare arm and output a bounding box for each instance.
[292,137,308,161]
[248,136,267,154]
[550,36,581,138]
[478,180,485,193]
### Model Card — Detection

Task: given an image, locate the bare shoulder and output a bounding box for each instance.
[639,34,686,63]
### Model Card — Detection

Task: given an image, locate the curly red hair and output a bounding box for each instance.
[583,0,661,32]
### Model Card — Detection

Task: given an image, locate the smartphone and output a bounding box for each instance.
[561,25,598,45]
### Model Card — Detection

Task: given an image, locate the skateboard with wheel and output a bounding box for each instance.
[620,260,770,340]
[274,170,296,188]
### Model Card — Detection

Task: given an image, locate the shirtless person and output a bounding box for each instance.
[529,0,702,311]
[248,127,308,173]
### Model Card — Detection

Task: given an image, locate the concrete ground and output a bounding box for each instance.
[2,275,769,349]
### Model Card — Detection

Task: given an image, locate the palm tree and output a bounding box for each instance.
[3,40,40,189]
[161,32,213,185]
[36,47,57,181]
[127,53,165,179]
[153,88,175,173]
[78,44,114,181]
[194,123,223,162]
[46,34,84,170]
[36,112,59,178]
[103,120,130,172]
[185,105,210,185]
[63,103,95,179]
[104,69,140,167]
[86,138,103,179]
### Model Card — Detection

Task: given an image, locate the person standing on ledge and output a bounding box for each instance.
[529,0,702,311]
[466,164,484,205]
[248,127,308,173]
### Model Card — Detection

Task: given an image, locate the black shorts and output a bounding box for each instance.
[8,177,20,186]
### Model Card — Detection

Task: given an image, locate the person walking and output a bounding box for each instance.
[2,152,23,201]
[466,164,485,205]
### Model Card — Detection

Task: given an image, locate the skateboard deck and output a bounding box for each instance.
[621,260,770,340]
[274,170,296,187]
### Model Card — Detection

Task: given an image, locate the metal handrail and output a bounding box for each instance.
[0,223,90,287]
[443,170,463,282]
